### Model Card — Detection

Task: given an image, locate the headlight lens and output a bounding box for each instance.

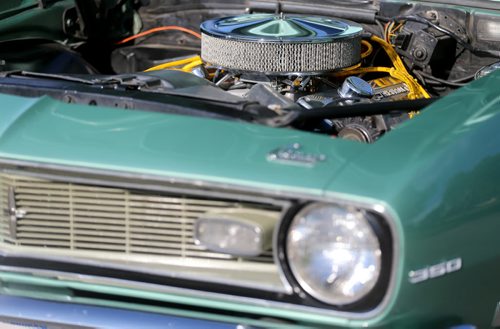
[286,203,382,305]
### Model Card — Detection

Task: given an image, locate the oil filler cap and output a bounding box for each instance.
[338,76,373,98]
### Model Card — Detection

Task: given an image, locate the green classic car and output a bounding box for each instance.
[0,0,499,328]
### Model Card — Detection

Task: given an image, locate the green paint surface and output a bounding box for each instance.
[0,0,499,327]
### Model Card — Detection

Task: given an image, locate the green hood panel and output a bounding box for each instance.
[0,94,365,195]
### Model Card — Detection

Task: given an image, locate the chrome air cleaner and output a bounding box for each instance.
[200,14,363,74]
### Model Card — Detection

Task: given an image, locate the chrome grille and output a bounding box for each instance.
[0,173,277,263]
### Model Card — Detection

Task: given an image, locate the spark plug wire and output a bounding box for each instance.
[116,26,201,45]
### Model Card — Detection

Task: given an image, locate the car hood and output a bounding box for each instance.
[0,93,367,196]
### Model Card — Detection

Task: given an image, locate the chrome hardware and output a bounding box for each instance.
[408,258,462,284]
[338,76,374,99]
[6,186,26,239]
[267,143,326,166]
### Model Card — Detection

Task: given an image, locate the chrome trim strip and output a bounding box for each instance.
[0,265,294,317]
[0,157,400,322]
[0,248,286,294]
[6,186,26,240]
[7,186,17,240]
[0,158,291,206]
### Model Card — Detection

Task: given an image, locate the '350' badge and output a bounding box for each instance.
[408,258,462,284]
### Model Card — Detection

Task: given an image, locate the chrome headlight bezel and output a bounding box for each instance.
[276,202,394,310]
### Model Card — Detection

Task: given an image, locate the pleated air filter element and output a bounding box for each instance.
[200,14,363,74]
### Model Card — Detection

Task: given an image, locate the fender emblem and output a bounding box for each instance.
[267,143,326,166]
[408,258,462,284]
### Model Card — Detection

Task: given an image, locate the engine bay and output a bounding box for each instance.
[1,0,500,143]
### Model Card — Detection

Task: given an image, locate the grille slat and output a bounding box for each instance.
[72,223,127,232]
[20,239,70,247]
[130,222,186,230]
[73,229,126,237]
[74,235,126,244]
[128,214,195,222]
[72,211,126,219]
[16,232,71,240]
[130,227,186,235]
[18,214,69,224]
[71,216,125,225]
[128,208,204,216]
[128,195,232,205]
[21,208,71,215]
[17,226,70,234]
[129,239,189,249]
[74,242,125,251]
[130,233,184,241]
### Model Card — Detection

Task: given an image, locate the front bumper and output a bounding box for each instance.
[0,295,239,329]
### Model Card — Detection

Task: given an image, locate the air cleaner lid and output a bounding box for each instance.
[200,13,363,43]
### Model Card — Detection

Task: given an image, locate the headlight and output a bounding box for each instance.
[286,203,382,305]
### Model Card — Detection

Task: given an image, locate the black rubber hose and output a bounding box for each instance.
[262,98,438,127]
[299,98,437,119]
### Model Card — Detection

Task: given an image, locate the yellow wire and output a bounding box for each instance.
[392,22,404,33]
[181,60,204,72]
[336,37,428,100]
[385,22,394,42]
[144,55,201,72]
[361,40,373,59]
[339,62,362,72]
[370,35,430,99]
[334,66,411,90]
[334,66,392,77]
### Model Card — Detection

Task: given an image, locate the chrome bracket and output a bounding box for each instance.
[6,187,26,240]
